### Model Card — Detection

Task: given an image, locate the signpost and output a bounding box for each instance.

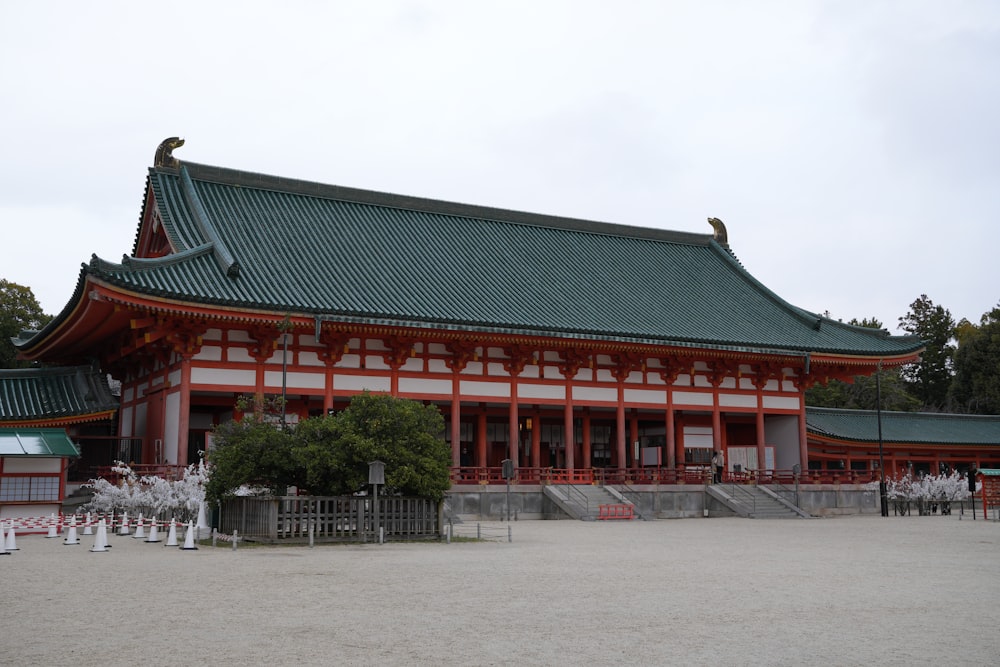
[501,458,514,521]
[369,461,385,543]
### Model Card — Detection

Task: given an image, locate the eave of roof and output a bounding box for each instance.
[0,428,80,457]
[806,407,1000,446]
[0,365,118,422]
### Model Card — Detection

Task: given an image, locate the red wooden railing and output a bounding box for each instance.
[449,467,879,486]
[94,464,189,483]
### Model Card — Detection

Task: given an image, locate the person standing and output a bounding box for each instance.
[712,450,725,484]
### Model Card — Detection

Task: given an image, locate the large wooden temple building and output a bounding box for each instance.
[15,138,929,486]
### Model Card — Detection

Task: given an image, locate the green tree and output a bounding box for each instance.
[806,317,919,411]
[293,392,450,500]
[0,279,52,368]
[205,395,295,502]
[949,304,1000,414]
[897,294,955,410]
[207,392,451,502]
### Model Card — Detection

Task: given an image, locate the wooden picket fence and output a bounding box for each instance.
[218,495,441,543]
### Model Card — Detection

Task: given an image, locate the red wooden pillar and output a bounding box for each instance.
[616,384,626,469]
[629,409,639,469]
[531,409,541,469]
[508,382,520,469]
[665,401,676,469]
[564,391,575,471]
[323,366,334,414]
[450,396,461,468]
[177,354,192,465]
[476,407,487,468]
[798,404,809,471]
[755,404,766,471]
[674,411,685,470]
[712,400,722,453]
[581,409,591,469]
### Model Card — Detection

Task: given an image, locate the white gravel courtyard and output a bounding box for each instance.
[3,514,998,666]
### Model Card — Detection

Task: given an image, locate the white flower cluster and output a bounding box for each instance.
[83,459,211,522]
[864,470,979,502]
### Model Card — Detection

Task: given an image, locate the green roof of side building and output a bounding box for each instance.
[806,407,1000,446]
[0,428,80,457]
[0,366,118,422]
[33,154,922,358]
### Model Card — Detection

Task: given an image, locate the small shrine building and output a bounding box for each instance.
[14,139,925,485]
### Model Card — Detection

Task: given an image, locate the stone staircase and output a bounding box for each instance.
[543,484,637,521]
[707,484,812,519]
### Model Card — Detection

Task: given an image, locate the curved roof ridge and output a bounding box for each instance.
[92,244,215,274]
[807,406,1000,421]
[176,160,715,246]
[712,243,923,350]
[179,166,241,278]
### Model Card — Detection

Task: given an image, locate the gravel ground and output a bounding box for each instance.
[2,514,998,666]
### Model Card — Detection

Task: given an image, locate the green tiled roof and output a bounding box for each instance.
[67,160,923,355]
[806,407,1000,446]
[0,428,80,457]
[0,366,118,422]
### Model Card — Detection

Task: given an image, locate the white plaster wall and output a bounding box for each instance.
[264,370,325,390]
[120,406,133,437]
[572,386,617,402]
[459,380,511,398]
[623,388,667,404]
[2,458,60,473]
[191,367,256,387]
[719,393,758,408]
[164,391,180,464]
[763,396,800,410]
[399,377,452,396]
[517,383,565,401]
[227,348,255,364]
[193,346,222,362]
[334,375,391,392]
[672,391,713,407]
[134,403,147,441]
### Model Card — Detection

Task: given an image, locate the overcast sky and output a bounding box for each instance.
[2,1,997,333]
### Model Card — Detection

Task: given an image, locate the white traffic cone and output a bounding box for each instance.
[132,514,146,539]
[45,513,60,538]
[145,518,161,543]
[164,519,179,547]
[82,512,94,536]
[4,523,18,551]
[180,521,198,550]
[63,516,80,545]
[117,512,130,536]
[90,519,110,552]
[0,524,8,556]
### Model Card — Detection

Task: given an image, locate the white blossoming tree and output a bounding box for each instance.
[867,470,979,515]
[83,459,211,523]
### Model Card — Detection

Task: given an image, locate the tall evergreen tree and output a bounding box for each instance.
[949,304,1000,414]
[0,279,52,368]
[897,294,955,410]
